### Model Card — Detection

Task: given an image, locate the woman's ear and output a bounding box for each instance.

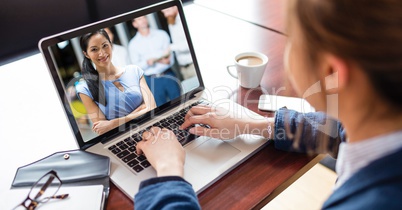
[83,51,90,59]
[322,54,349,94]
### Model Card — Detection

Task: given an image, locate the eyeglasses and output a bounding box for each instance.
[13,170,69,210]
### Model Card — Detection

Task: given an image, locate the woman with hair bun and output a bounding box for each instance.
[133,0,402,209]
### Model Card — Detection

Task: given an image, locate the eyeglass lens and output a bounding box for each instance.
[29,172,61,203]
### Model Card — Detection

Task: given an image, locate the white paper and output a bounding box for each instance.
[3,185,104,210]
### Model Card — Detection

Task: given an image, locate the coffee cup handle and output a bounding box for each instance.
[226,65,238,79]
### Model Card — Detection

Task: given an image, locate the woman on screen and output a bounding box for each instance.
[76,29,156,135]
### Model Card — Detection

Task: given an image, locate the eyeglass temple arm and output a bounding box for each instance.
[45,193,69,200]
[33,176,55,200]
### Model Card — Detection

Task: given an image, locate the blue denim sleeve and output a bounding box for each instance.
[274,108,346,158]
[134,176,201,210]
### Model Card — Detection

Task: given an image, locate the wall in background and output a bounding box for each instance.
[0,0,191,65]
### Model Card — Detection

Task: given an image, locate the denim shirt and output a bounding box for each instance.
[134,176,201,210]
[273,108,346,157]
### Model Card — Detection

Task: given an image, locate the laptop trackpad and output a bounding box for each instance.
[186,139,240,173]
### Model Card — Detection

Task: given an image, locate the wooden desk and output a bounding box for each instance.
[106,3,319,210]
[194,0,286,34]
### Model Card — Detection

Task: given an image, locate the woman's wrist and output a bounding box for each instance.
[156,162,184,177]
[249,117,275,139]
[111,118,124,128]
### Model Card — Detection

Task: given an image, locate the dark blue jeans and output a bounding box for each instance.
[145,69,181,107]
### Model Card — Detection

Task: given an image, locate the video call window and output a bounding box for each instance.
[48,8,199,142]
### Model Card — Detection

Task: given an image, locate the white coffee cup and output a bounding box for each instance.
[227,52,268,88]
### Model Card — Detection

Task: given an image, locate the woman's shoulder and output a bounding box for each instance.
[75,80,93,99]
[124,65,144,76]
[75,80,89,92]
[124,64,140,70]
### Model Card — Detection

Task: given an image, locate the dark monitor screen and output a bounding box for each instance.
[0,0,192,65]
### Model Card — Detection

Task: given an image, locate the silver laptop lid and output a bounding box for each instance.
[39,0,204,149]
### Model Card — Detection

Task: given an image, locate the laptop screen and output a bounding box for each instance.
[39,0,203,147]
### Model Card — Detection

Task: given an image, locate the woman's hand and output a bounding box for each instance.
[136,127,185,177]
[134,103,147,112]
[92,120,118,135]
[180,104,270,140]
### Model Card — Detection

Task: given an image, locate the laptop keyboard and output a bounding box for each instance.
[108,101,207,173]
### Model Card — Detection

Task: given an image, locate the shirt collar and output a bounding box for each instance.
[335,129,402,189]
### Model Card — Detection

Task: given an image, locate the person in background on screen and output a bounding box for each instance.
[76,29,156,135]
[161,6,196,80]
[128,15,181,107]
[133,0,402,209]
[104,27,131,67]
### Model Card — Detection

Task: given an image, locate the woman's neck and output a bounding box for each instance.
[336,65,402,143]
[97,64,120,81]
[342,101,402,143]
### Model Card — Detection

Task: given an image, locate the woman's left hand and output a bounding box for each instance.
[136,127,185,177]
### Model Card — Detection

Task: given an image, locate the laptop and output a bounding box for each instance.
[39,0,268,198]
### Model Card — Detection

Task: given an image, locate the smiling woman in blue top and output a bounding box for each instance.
[76,29,156,135]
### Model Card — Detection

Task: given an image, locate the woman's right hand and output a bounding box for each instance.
[180,104,269,140]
